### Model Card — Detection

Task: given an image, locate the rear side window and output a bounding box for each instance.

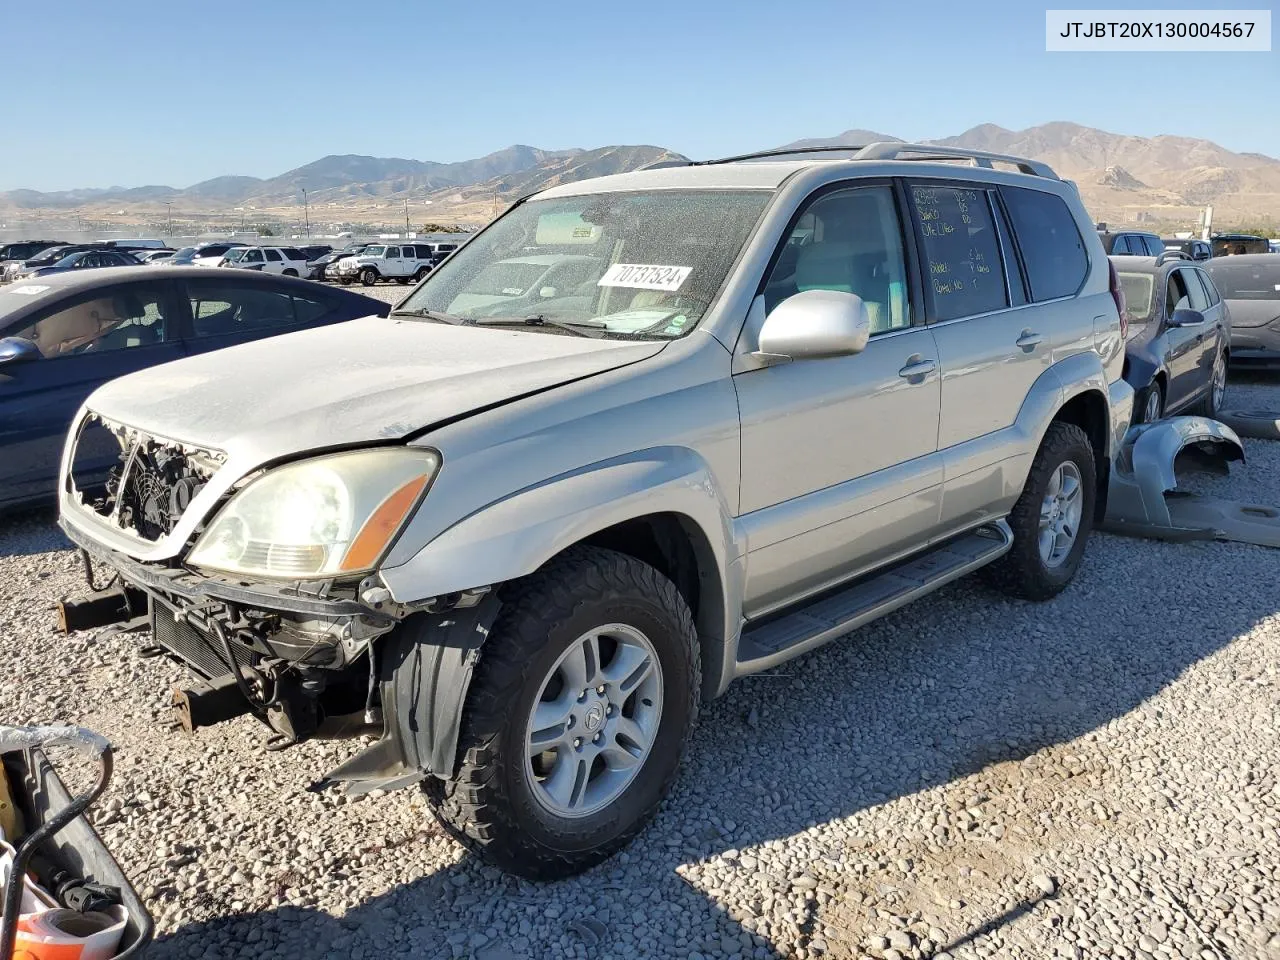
[908,183,1006,322]
[1193,269,1220,306]
[187,280,299,335]
[1180,268,1210,311]
[1001,187,1087,301]
[290,292,336,324]
[265,249,283,262]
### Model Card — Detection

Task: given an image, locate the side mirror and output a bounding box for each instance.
[0,337,42,367]
[1168,308,1206,328]
[754,290,870,363]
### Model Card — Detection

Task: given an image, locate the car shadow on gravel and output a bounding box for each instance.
[139,528,1280,960]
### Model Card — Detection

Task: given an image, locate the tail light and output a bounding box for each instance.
[1108,259,1128,339]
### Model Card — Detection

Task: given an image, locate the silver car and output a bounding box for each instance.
[57,143,1132,879]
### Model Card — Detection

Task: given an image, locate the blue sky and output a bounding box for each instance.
[5,0,1277,191]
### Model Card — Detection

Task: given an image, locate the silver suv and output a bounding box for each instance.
[57,143,1133,879]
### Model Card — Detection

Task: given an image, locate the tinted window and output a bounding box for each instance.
[1192,269,1219,306]
[187,280,298,335]
[1116,271,1155,323]
[1180,268,1210,311]
[290,292,336,324]
[264,249,282,262]
[1002,187,1087,301]
[11,284,171,356]
[415,245,433,259]
[1142,236,1165,256]
[386,247,401,259]
[909,183,1006,321]
[763,184,911,333]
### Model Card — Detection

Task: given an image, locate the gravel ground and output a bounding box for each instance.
[351,282,412,307]
[3,376,1280,960]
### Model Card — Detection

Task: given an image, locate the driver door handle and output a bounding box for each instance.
[1016,330,1044,351]
[898,357,937,381]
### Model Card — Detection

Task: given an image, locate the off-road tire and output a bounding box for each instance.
[360,267,378,286]
[413,267,430,282]
[423,546,700,880]
[982,421,1096,601]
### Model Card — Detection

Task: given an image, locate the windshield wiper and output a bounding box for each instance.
[467,315,607,338]
[389,307,463,324]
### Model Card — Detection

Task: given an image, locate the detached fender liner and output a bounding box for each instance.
[313,594,502,795]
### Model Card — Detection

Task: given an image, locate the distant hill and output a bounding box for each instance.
[4,123,1279,227]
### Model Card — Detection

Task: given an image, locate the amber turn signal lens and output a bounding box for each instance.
[338,474,430,572]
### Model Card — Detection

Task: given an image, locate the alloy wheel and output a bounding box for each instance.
[1038,461,1083,568]
[525,624,663,819]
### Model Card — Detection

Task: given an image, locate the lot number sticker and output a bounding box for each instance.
[598,263,692,292]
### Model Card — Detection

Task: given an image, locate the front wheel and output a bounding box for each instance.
[360,268,378,286]
[982,421,1096,601]
[1135,379,1164,424]
[424,546,700,880]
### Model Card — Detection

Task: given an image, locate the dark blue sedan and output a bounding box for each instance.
[0,266,389,509]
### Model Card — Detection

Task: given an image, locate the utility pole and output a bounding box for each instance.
[404,198,411,238]
[302,188,310,237]
[164,202,173,237]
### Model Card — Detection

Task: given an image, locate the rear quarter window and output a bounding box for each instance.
[1001,187,1088,301]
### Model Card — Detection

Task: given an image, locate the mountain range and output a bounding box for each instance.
[3,123,1278,226]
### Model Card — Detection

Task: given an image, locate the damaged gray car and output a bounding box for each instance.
[56,143,1133,879]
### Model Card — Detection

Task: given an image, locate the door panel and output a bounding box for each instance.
[1164,268,1204,408]
[0,283,184,505]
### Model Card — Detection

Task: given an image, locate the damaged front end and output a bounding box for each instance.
[57,411,496,793]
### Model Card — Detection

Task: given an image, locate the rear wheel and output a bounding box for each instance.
[983,421,1096,601]
[413,267,429,282]
[360,268,378,286]
[424,546,700,880]
[283,268,298,277]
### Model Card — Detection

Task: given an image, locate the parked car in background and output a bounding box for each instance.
[297,244,332,261]
[165,242,249,268]
[138,250,176,264]
[1098,229,1164,256]
[13,249,141,280]
[220,245,311,276]
[1270,239,1280,253]
[1211,234,1270,257]
[1161,237,1212,261]
[0,267,389,509]
[4,245,83,282]
[105,238,168,251]
[429,241,460,265]
[1204,254,1280,368]
[333,242,436,285]
[1114,253,1229,423]
[54,143,1132,880]
[0,240,66,267]
[316,243,370,280]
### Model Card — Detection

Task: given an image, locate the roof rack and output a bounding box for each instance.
[670,142,1059,180]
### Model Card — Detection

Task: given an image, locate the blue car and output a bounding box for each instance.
[0,266,390,509]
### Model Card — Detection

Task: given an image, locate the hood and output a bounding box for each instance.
[83,314,665,467]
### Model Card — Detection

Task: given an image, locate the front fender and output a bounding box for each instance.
[379,443,741,622]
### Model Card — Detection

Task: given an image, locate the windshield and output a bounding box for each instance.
[362,246,386,257]
[1118,272,1155,324]
[172,247,197,258]
[397,189,771,338]
[1206,261,1280,300]
[52,253,84,268]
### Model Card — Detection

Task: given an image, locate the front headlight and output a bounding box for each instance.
[188,448,439,579]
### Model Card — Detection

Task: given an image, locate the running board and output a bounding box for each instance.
[734,520,1013,675]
